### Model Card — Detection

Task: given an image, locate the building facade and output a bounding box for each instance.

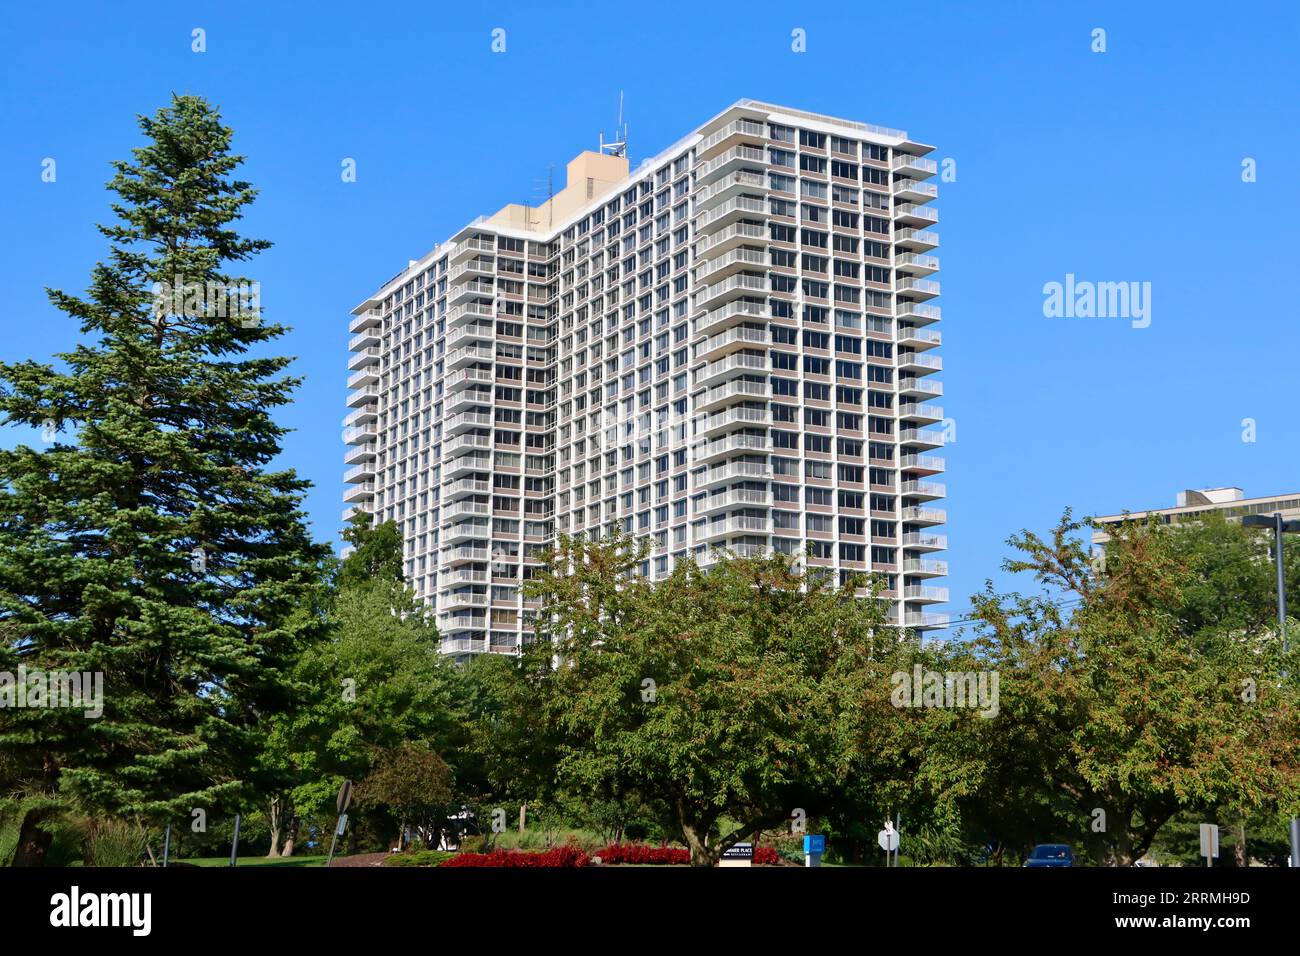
[1092,486,1300,547]
[344,100,949,658]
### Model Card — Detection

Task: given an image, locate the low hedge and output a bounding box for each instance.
[440,845,589,867]
[595,843,781,865]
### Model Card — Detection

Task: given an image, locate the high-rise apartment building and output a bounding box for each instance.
[344,100,949,658]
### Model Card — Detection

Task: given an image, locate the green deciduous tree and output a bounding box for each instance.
[966,512,1300,865]
[508,533,900,866]
[0,95,327,865]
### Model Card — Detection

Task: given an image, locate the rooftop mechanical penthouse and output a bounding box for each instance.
[344,100,949,659]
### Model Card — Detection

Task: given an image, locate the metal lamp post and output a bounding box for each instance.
[1242,512,1300,867]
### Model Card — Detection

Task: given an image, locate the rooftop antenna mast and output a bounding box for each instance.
[599,91,628,159]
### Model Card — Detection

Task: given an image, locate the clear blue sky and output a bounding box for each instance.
[2,0,1297,626]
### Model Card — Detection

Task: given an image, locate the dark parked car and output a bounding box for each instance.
[1024,844,1075,867]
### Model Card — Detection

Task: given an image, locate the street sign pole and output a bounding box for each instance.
[327,780,354,868]
[228,813,241,867]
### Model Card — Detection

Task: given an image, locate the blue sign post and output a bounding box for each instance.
[803,834,825,867]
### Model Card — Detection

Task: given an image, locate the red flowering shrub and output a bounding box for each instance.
[441,845,590,867]
[594,843,783,865]
[596,843,689,865]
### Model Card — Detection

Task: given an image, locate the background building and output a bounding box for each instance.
[1092,486,1300,547]
[344,100,949,657]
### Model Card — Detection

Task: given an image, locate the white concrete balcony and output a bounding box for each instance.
[348,308,381,334]
[899,427,945,450]
[696,377,769,412]
[898,350,943,374]
[897,326,941,350]
[695,170,767,211]
[443,452,491,477]
[447,302,495,328]
[696,222,766,259]
[347,366,379,390]
[695,350,768,387]
[450,237,495,263]
[902,532,947,552]
[342,481,375,504]
[696,118,767,160]
[694,432,768,464]
[441,591,489,611]
[694,460,771,489]
[905,612,949,630]
[696,195,767,232]
[446,385,492,412]
[696,323,768,362]
[444,410,492,434]
[895,253,939,277]
[343,462,376,483]
[343,442,376,466]
[443,545,490,565]
[695,515,771,541]
[895,302,941,327]
[897,277,940,301]
[445,367,495,391]
[347,347,381,371]
[700,405,770,436]
[343,403,378,428]
[901,506,947,526]
[346,387,380,409]
[901,454,945,475]
[904,585,949,603]
[442,500,491,523]
[348,329,380,351]
[893,179,938,203]
[898,375,943,399]
[449,279,496,305]
[446,345,495,370]
[895,228,939,253]
[693,299,770,338]
[891,155,938,179]
[447,322,494,350]
[697,489,771,514]
[444,519,490,544]
[342,424,376,446]
[896,203,939,226]
[901,479,946,501]
[697,246,767,284]
[443,433,492,458]
[443,477,491,501]
[696,144,767,185]
[899,402,944,424]
[903,558,948,577]
[443,568,488,586]
[696,273,768,311]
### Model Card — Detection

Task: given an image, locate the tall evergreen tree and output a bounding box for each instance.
[0,95,327,864]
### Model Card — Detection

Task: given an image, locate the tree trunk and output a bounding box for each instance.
[280,815,300,857]
[682,824,720,867]
[1234,823,1247,868]
[13,807,53,867]
[267,796,283,858]
[518,802,527,835]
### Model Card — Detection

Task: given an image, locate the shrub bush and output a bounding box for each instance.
[442,845,589,867]
[593,843,782,865]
